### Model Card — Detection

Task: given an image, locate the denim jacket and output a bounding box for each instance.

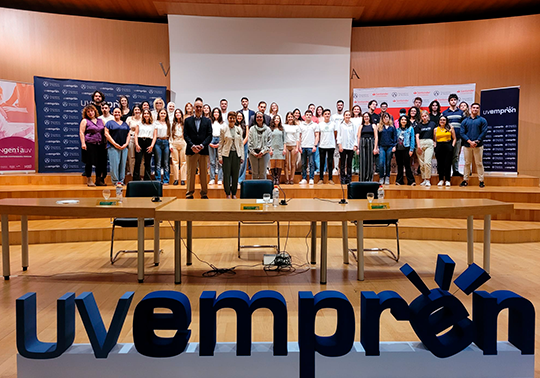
[396,126,415,151]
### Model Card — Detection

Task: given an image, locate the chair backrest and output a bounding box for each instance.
[348,182,380,200]
[240,179,273,199]
[126,181,163,198]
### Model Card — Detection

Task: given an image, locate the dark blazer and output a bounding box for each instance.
[184,115,213,155]
[238,109,256,124]
[249,113,272,127]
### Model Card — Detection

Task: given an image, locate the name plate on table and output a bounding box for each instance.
[241,203,263,210]
[368,202,390,210]
[97,200,120,206]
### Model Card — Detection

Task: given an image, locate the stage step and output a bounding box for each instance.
[2,218,540,245]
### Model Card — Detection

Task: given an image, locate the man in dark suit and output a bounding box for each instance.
[184,97,212,199]
[249,101,271,126]
[238,97,255,127]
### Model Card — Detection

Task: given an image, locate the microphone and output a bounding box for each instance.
[276,183,288,205]
[339,180,348,205]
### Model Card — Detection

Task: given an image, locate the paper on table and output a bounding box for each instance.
[56,200,80,205]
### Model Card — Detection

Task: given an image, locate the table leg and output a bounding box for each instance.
[137,217,144,283]
[357,220,364,281]
[342,221,349,264]
[320,221,328,284]
[187,221,192,266]
[153,221,160,266]
[2,214,10,280]
[483,215,491,274]
[467,215,474,265]
[21,215,28,271]
[310,222,317,264]
[175,221,181,284]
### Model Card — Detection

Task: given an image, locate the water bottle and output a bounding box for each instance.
[116,186,123,202]
[377,185,384,200]
[272,186,280,207]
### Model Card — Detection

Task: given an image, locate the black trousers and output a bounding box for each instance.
[339,149,354,184]
[435,141,453,182]
[83,143,107,180]
[395,148,415,185]
[319,148,334,181]
[134,138,153,181]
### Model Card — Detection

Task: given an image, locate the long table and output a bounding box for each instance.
[0,197,176,282]
[155,198,513,284]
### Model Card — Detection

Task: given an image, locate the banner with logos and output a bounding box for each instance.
[352,83,476,119]
[0,79,35,172]
[480,86,519,173]
[34,77,166,173]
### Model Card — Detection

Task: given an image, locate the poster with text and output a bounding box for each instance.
[34,77,166,173]
[0,79,35,172]
[480,86,519,173]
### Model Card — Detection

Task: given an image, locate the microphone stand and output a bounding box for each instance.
[277,183,288,205]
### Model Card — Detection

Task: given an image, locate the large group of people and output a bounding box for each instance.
[79,91,489,197]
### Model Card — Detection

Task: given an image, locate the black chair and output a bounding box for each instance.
[238,179,280,257]
[345,181,400,262]
[110,181,163,264]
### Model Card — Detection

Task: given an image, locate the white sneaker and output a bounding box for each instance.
[445,181,451,187]
[309,179,314,185]
[209,180,215,185]
[385,177,390,185]
[425,181,431,187]
[379,178,384,184]
[438,180,444,186]
[299,179,307,185]
[217,181,222,185]
[333,168,339,175]
[420,180,427,186]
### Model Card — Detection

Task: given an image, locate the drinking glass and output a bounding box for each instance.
[102,189,111,200]
[366,192,375,203]
[263,193,271,204]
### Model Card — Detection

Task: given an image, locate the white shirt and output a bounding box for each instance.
[336,121,357,150]
[126,116,142,136]
[242,110,250,125]
[330,112,344,126]
[212,121,222,137]
[170,123,184,143]
[317,121,336,149]
[283,124,300,146]
[298,121,317,148]
[154,121,169,138]
[137,122,155,139]
[99,114,114,125]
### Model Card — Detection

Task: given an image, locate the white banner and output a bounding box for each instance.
[353,83,476,117]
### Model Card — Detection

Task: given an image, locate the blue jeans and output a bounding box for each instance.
[107,147,128,185]
[379,146,393,179]
[154,139,170,183]
[301,148,315,180]
[209,136,223,182]
[239,143,249,183]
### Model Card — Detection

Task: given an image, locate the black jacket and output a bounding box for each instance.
[184,115,212,155]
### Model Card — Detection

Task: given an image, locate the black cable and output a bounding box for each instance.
[313,197,341,204]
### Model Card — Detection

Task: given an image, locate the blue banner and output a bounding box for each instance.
[480,87,519,173]
[34,76,166,173]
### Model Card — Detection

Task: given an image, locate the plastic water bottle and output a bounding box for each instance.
[116,186,123,202]
[377,185,385,200]
[273,186,280,207]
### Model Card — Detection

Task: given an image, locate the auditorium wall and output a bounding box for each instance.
[351,14,540,177]
[0,8,169,89]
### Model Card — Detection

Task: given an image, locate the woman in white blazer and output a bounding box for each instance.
[219,111,245,198]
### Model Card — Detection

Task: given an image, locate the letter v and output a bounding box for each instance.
[75,292,134,358]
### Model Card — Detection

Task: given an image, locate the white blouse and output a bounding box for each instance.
[283,124,300,146]
[126,116,142,136]
[137,122,155,139]
[154,121,169,138]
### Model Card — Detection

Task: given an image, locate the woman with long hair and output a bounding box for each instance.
[356,112,378,182]
[283,111,300,184]
[317,109,337,185]
[336,110,356,185]
[415,110,436,187]
[269,102,280,119]
[375,113,397,185]
[408,106,421,175]
[236,111,249,184]
[154,108,171,185]
[140,101,151,112]
[203,104,211,118]
[219,111,244,198]
[395,115,415,186]
[118,95,131,122]
[134,109,157,181]
[269,115,286,185]
[459,101,470,118]
[126,104,143,177]
[429,100,442,125]
[184,102,194,119]
[209,107,223,185]
[351,105,363,175]
[104,107,130,186]
[170,108,186,186]
[79,105,107,186]
[248,111,272,179]
[434,116,456,186]
[315,106,324,120]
